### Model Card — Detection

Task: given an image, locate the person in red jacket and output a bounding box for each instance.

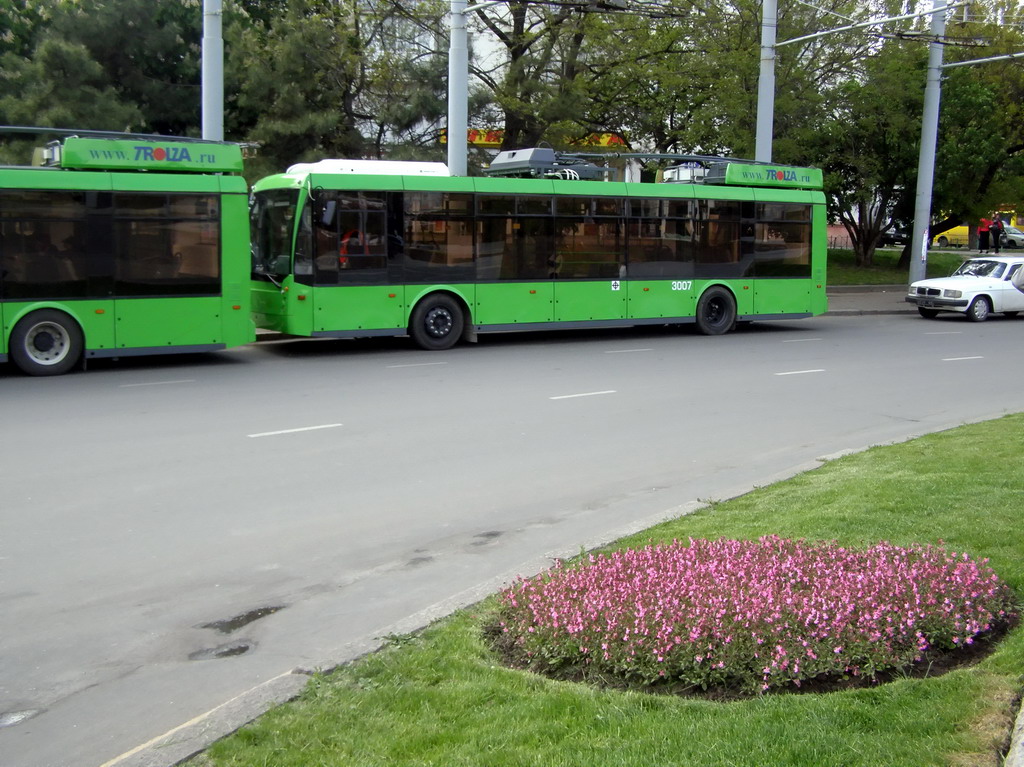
[979,217,992,253]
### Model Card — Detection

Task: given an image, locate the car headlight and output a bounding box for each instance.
[943,289,962,298]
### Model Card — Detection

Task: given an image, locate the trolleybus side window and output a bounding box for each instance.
[113,193,221,296]
[403,191,474,283]
[626,197,695,280]
[313,191,389,285]
[0,190,91,299]
[477,195,555,281]
[553,196,624,279]
[754,203,812,277]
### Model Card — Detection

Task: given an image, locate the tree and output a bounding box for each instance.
[0,36,142,132]
[808,42,925,266]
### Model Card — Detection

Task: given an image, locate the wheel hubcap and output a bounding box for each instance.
[425,308,453,338]
[25,323,69,365]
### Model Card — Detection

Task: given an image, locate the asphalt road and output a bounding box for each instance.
[3,310,1024,767]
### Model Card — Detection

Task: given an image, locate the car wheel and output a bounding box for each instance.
[1005,240,1018,249]
[695,286,736,335]
[409,294,464,350]
[966,296,991,322]
[937,236,949,248]
[918,307,939,319]
[10,309,83,376]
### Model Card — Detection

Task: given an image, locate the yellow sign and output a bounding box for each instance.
[441,129,626,148]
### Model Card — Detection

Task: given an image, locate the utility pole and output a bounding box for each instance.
[202,0,224,141]
[908,0,947,285]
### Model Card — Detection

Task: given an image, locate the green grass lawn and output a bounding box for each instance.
[195,415,1024,767]
[828,247,966,285]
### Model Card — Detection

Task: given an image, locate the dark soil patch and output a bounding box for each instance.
[483,614,1019,702]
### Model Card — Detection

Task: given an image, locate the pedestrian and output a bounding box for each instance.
[991,214,1004,254]
[979,217,992,253]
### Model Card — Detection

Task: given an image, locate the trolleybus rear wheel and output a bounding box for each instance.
[10,309,83,376]
[410,295,464,350]
[695,287,736,336]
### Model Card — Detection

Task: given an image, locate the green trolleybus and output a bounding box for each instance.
[0,128,253,375]
[249,149,826,350]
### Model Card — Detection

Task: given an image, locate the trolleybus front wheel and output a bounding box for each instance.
[410,295,464,351]
[695,287,736,336]
[10,309,84,376]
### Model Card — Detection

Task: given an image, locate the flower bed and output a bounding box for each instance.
[494,537,1017,694]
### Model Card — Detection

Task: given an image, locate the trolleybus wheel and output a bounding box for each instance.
[695,287,736,336]
[10,309,83,376]
[410,295,464,350]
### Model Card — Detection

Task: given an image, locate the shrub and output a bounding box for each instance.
[496,537,1017,694]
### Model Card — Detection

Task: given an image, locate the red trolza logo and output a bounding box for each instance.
[134,145,195,162]
[765,168,798,182]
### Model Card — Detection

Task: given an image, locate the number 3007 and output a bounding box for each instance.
[671,281,693,291]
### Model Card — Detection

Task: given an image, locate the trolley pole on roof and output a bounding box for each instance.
[202,0,224,142]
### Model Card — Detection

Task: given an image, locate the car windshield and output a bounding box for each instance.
[1004,225,1023,235]
[953,260,1006,278]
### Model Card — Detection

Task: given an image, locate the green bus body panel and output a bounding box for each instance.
[475,283,554,325]
[115,297,227,348]
[0,167,113,191]
[554,281,627,321]
[315,286,406,332]
[60,137,244,173]
[251,281,289,333]
[627,281,696,319]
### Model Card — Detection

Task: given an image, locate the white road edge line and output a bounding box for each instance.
[549,390,617,400]
[118,379,196,388]
[942,356,984,361]
[604,348,653,354]
[247,423,343,438]
[97,670,296,767]
[782,338,823,343]
[925,331,963,335]
[386,361,449,369]
[774,369,826,376]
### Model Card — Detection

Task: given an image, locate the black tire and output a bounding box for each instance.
[937,236,949,248]
[410,294,464,350]
[918,307,939,319]
[695,286,736,336]
[966,296,991,322]
[10,309,83,376]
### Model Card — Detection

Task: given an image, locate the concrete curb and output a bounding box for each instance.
[1006,699,1024,767]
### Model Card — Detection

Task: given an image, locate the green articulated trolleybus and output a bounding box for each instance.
[0,127,253,375]
[249,147,826,350]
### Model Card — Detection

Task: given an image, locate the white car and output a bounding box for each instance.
[906,256,1024,321]
[1001,225,1024,248]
